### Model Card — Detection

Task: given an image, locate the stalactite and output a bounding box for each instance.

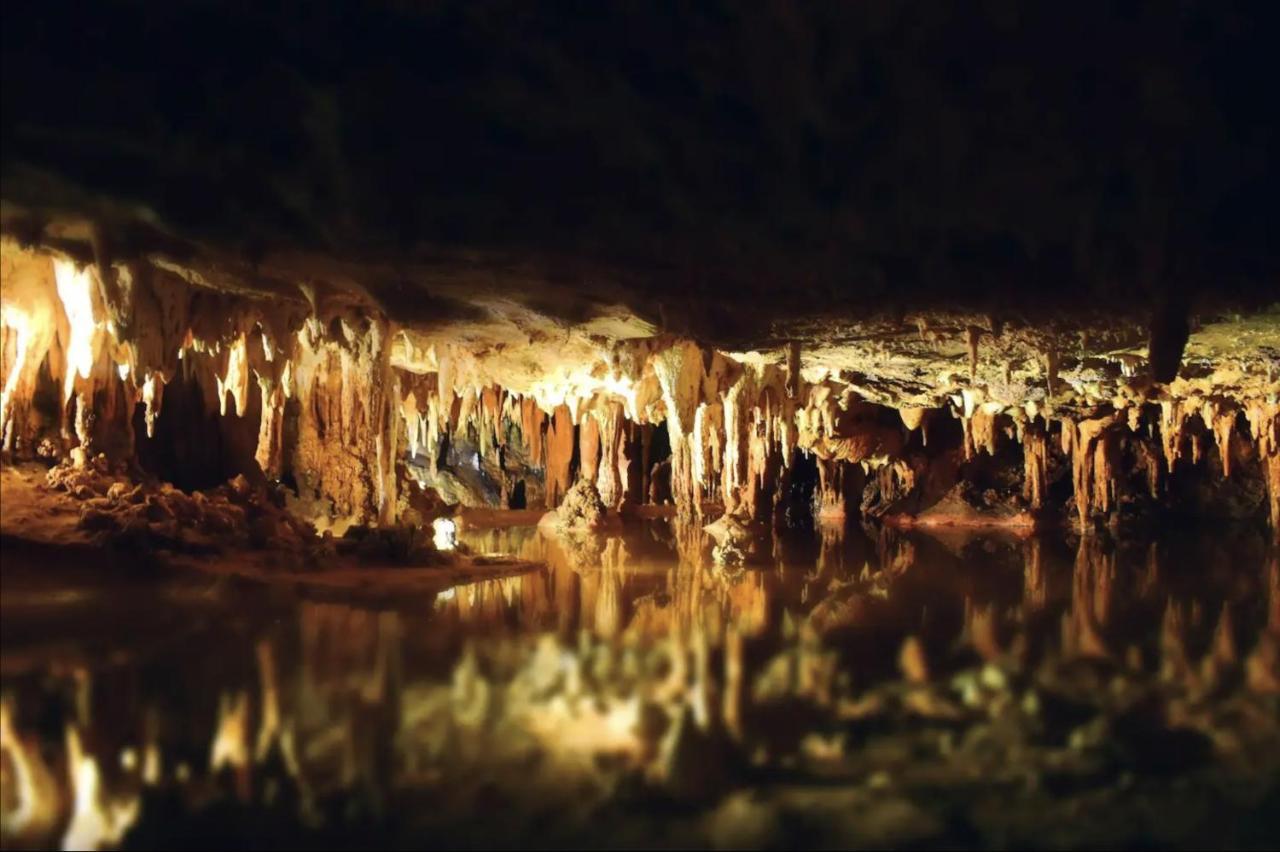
[0,246,62,452]
[1022,420,1049,510]
[1244,399,1280,532]
[964,325,980,379]
[958,390,1000,460]
[521,396,545,469]
[594,400,627,508]
[1065,412,1122,525]
[1044,347,1059,397]
[215,332,251,417]
[578,407,601,486]
[1135,438,1161,498]
[1265,452,1280,534]
[786,340,801,399]
[255,381,285,479]
[899,407,929,445]
[140,373,163,439]
[1206,401,1237,477]
[481,386,501,451]
[544,403,574,508]
[55,259,106,407]
[1159,399,1187,472]
[288,313,399,524]
[652,341,706,517]
[720,372,751,514]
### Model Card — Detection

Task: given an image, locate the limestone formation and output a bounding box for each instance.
[1,240,1277,538]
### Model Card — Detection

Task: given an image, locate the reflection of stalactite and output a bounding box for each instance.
[1161,598,1194,683]
[875,525,917,577]
[815,457,849,521]
[1023,538,1047,610]
[0,696,61,843]
[1065,535,1116,659]
[593,538,629,638]
[964,597,1003,662]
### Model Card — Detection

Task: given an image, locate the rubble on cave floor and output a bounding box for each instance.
[538,478,615,534]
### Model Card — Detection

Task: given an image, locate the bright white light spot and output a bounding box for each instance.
[116,363,130,381]
[432,517,457,551]
[54,260,102,396]
[473,452,481,471]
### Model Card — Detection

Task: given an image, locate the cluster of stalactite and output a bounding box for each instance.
[0,249,401,524]
[4,246,1279,533]
[391,340,1280,537]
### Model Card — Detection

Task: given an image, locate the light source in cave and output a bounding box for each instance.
[52,259,103,397]
[432,516,458,551]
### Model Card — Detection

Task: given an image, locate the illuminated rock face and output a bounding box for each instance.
[1,240,1278,533]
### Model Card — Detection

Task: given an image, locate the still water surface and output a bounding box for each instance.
[2,521,1278,849]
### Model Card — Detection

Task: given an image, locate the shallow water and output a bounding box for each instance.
[2,522,1278,849]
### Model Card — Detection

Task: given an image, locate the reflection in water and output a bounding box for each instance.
[2,521,1279,848]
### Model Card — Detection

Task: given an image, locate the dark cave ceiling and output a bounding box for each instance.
[1,0,1277,349]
